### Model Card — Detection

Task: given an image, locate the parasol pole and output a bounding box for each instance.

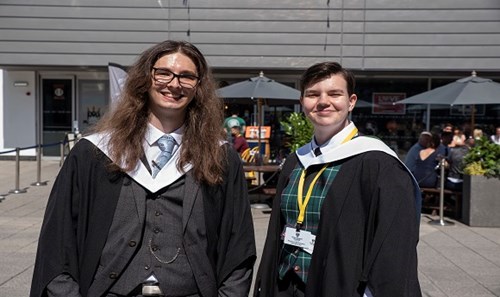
[470,71,477,131]
[425,78,432,131]
[471,104,475,131]
[257,97,263,165]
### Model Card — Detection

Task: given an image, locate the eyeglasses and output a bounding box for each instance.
[152,67,200,89]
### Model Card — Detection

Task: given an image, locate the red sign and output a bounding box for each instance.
[372,93,406,114]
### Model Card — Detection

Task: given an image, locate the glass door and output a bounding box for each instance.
[41,78,74,156]
[78,79,109,133]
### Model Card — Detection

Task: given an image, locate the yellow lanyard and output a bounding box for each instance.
[296,127,358,228]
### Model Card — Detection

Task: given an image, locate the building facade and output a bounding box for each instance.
[1,0,499,157]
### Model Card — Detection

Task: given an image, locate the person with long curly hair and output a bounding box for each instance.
[30,40,256,297]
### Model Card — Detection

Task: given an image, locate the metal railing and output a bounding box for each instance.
[0,134,80,202]
[428,158,455,226]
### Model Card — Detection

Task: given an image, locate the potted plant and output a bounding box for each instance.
[461,136,500,227]
[280,112,313,152]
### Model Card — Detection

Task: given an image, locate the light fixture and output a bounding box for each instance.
[13,81,29,87]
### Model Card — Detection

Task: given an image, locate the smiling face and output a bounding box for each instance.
[300,74,357,144]
[148,52,198,131]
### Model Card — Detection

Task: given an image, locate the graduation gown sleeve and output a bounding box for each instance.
[253,154,298,297]
[197,145,257,296]
[30,139,123,297]
[306,151,421,296]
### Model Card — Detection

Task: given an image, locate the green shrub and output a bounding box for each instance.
[280,112,313,152]
[463,137,500,179]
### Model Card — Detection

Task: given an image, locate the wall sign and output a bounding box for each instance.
[372,92,406,115]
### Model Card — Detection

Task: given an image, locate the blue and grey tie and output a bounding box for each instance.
[152,135,176,178]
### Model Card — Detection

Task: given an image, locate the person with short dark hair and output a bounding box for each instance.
[30,40,256,297]
[254,62,421,297]
[405,131,433,173]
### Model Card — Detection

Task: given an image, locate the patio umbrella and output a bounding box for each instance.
[217,71,300,161]
[394,71,500,129]
[394,71,500,224]
[218,71,300,104]
[355,100,380,109]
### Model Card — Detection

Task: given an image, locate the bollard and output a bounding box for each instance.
[60,141,65,167]
[9,147,27,194]
[429,158,454,226]
[31,143,47,186]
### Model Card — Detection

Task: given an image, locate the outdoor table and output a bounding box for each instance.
[243,164,281,173]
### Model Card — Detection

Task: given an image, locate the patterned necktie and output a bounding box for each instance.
[152,135,176,178]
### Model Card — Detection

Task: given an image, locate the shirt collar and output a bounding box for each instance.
[311,122,357,155]
[296,122,358,167]
[145,123,184,146]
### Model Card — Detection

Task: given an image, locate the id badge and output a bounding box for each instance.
[284,226,316,254]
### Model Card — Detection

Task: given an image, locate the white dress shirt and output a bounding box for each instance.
[143,123,183,177]
[85,124,191,193]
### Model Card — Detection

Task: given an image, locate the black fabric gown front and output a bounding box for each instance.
[254,151,422,297]
[30,139,256,297]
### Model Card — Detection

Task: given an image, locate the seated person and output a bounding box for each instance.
[231,125,249,155]
[445,137,470,191]
[413,133,441,188]
[491,126,500,144]
[404,131,432,173]
[450,127,466,147]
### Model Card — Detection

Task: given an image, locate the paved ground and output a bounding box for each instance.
[1,159,499,296]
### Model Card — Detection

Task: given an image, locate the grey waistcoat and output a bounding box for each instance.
[87,176,198,296]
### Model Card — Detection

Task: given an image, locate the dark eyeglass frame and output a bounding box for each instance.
[152,67,200,89]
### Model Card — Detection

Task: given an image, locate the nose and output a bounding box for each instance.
[317,92,330,105]
[167,76,182,88]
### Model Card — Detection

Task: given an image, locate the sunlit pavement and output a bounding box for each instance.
[1,160,499,296]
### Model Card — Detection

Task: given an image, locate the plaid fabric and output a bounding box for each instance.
[278,162,341,283]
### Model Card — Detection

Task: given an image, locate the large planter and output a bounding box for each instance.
[461,175,500,227]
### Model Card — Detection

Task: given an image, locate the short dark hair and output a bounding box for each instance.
[299,62,356,96]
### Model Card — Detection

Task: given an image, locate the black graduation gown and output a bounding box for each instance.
[254,151,422,297]
[30,139,256,297]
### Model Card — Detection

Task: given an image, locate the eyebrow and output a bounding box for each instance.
[304,88,345,94]
[153,67,198,76]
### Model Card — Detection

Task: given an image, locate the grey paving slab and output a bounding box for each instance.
[476,247,500,267]
[418,272,448,297]
[1,160,500,296]
[0,265,33,297]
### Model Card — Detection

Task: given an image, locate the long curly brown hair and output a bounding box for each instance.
[94,40,226,185]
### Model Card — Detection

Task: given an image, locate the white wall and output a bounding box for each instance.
[0,69,3,151]
[3,71,36,156]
